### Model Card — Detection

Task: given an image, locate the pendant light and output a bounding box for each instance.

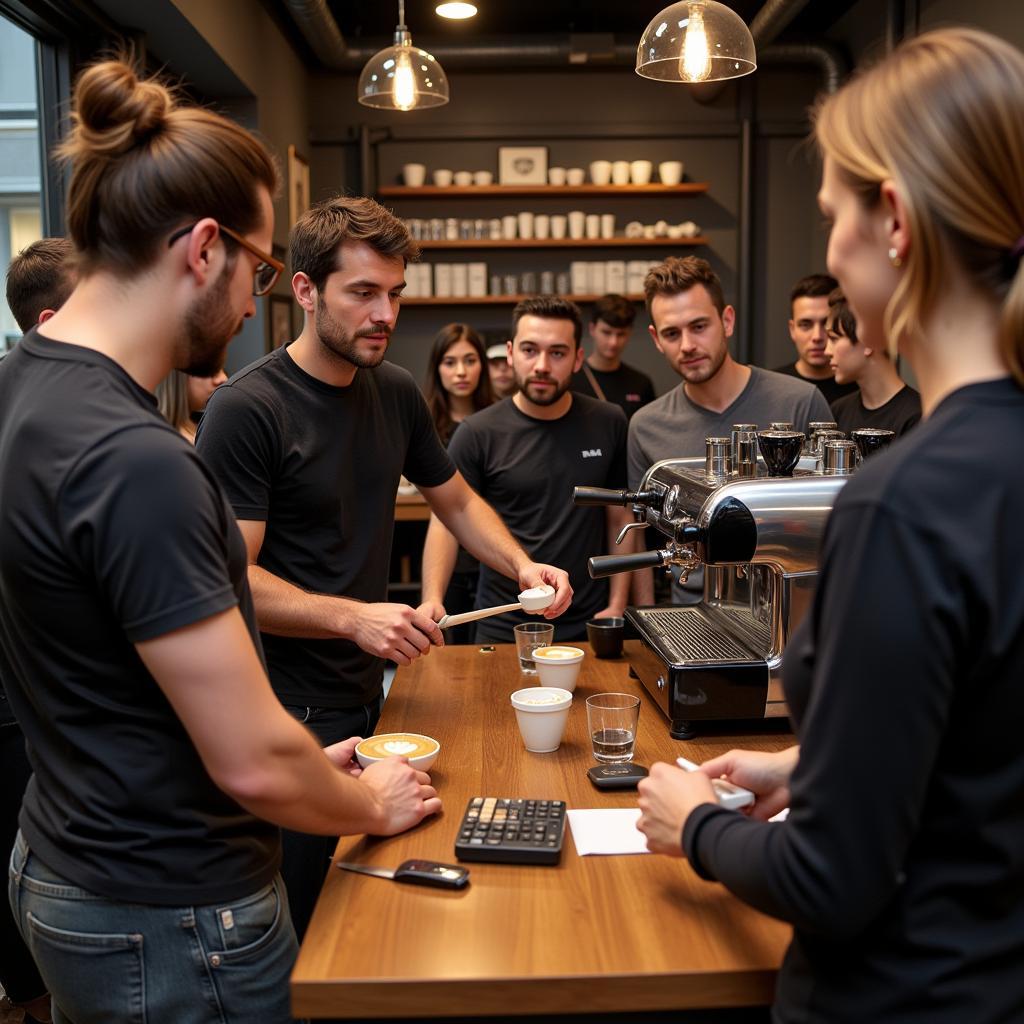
[358,0,450,111]
[636,1,756,84]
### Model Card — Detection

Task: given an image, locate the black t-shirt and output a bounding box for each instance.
[449,395,628,642]
[197,348,455,708]
[772,361,857,406]
[571,360,656,420]
[830,384,922,436]
[0,333,277,906]
[683,378,1024,1022]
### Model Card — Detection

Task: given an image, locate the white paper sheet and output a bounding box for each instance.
[566,808,651,856]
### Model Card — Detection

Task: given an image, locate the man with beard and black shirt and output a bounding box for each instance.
[571,293,656,419]
[197,197,571,937]
[1,60,440,1024]
[420,296,634,643]
[773,273,858,406]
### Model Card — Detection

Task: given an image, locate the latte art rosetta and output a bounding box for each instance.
[356,733,438,760]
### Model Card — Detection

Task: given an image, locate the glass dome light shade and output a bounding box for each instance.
[636,1,756,84]
[358,30,450,111]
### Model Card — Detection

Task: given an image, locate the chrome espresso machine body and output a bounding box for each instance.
[575,436,862,738]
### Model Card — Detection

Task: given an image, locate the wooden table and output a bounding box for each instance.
[292,643,793,1020]
[394,491,431,521]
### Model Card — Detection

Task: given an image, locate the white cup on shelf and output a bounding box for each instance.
[611,160,630,185]
[453,170,473,187]
[518,211,535,240]
[402,163,426,187]
[550,215,568,239]
[489,218,503,239]
[630,160,653,185]
[600,213,616,239]
[659,160,684,186]
[433,168,454,187]
[473,170,493,186]
[585,214,601,239]
[548,166,567,186]
[566,167,585,186]
[502,214,518,239]
[568,210,586,239]
[534,214,550,239]
[589,160,612,186]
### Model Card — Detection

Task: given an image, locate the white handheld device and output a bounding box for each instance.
[676,757,755,811]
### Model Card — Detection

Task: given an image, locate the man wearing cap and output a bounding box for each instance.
[486,341,517,398]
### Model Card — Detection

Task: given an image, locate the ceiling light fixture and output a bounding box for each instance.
[436,2,478,18]
[358,0,450,111]
[636,1,756,84]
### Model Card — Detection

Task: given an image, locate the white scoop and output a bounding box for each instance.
[437,585,555,630]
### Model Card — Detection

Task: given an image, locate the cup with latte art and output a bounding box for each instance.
[355,733,440,770]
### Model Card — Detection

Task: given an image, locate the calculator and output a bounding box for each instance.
[454,797,566,865]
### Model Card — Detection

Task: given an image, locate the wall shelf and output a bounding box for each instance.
[417,236,707,250]
[401,294,645,307]
[379,183,710,198]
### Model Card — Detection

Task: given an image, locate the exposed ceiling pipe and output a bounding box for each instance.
[281,0,844,90]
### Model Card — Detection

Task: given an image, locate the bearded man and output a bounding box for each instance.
[197,197,571,937]
[420,296,633,644]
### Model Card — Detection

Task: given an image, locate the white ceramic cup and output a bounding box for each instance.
[566,167,585,186]
[501,214,518,239]
[630,160,653,185]
[600,213,615,239]
[510,687,573,753]
[585,214,601,240]
[489,218,503,239]
[433,168,454,187]
[568,210,586,239]
[589,160,612,186]
[473,170,493,186]
[517,211,535,240]
[354,733,440,772]
[658,160,684,186]
[534,214,550,239]
[453,170,473,187]
[550,215,568,239]
[611,160,630,185]
[533,646,585,693]
[402,163,426,187]
[548,166,567,186]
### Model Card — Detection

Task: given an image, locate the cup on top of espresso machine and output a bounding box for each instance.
[757,430,804,477]
[851,427,896,460]
[822,439,859,475]
[731,424,758,478]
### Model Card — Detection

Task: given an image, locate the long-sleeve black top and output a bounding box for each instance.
[682,378,1024,1023]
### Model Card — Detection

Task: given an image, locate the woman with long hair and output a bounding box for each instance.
[421,323,493,641]
[423,322,493,445]
[638,28,1024,1022]
[155,367,228,442]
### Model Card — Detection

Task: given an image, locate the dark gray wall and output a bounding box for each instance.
[307,62,826,390]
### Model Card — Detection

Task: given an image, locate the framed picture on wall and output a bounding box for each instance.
[268,294,294,351]
[498,146,548,186]
[288,144,310,227]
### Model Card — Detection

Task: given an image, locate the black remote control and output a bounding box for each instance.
[455,797,566,865]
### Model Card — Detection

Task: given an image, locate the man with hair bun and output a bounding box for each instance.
[198,194,572,938]
[0,59,441,1024]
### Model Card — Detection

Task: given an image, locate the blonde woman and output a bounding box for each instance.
[638,28,1024,1022]
[156,367,227,442]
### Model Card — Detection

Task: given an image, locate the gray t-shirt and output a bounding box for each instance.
[627,365,832,488]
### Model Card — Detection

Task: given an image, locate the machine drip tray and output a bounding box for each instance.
[633,606,767,665]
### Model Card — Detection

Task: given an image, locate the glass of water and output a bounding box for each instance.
[513,622,554,675]
[586,692,641,762]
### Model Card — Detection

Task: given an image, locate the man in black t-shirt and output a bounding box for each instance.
[772,273,858,406]
[422,297,634,642]
[825,288,921,436]
[1,61,442,1024]
[198,197,571,937]
[571,293,656,419]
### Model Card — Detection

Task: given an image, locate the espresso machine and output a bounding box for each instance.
[574,428,888,738]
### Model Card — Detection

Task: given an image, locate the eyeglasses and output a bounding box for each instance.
[168,222,285,296]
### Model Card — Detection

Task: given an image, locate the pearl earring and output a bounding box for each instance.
[888,247,903,268]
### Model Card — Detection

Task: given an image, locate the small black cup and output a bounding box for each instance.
[851,428,896,460]
[587,617,625,659]
[757,430,804,477]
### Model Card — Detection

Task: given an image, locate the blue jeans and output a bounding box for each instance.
[8,831,297,1024]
